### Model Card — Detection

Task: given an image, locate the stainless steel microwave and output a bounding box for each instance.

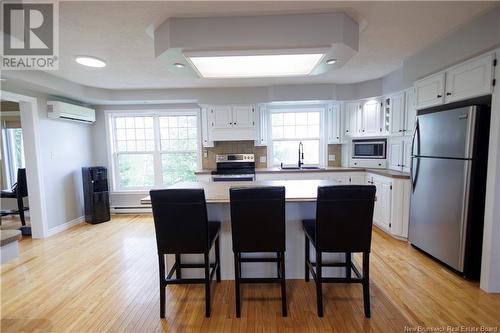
[352,139,387,159]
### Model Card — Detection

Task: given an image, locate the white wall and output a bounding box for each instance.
[36,98,94,229]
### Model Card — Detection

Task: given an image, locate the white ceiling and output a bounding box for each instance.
[50,1,497,90]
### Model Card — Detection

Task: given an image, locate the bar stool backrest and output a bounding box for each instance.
[150,189,209,254]
[316,185,376,252]
[230,186,286,252]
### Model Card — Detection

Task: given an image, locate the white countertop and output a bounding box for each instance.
[140,179,339,204]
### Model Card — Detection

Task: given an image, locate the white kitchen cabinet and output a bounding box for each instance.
[388,92,406,135]
[404,87,417,133]
[367,174,392,231]
[255,104,269,146]
[444,53,495,103]
[414,72,445,109]
[361,99,383,135]
[349,173,366,185]
[207,104,256,141]
[402,136,413,173]
[210,105,233,129]
[388,138,403,171]
[200,106,214,147]
[232,105,255,128]
[327,103,342,144]
[344,102,361,136]
[414,52,496,110]
[388,136,413,173]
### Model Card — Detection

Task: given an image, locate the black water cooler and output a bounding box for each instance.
[82,167,110,224]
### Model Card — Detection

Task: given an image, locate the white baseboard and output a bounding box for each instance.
[46,216,84,237]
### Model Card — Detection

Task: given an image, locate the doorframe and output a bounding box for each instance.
[1,90,49,238]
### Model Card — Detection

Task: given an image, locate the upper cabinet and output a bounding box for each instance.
[404,88,417,133]
[444,53,495,104]
[388,92,406,135]
[254,104,268,146]
[206,104,256,141]
[361,99,383,135]
[415,53,496,110]
[414,73,446,109]
[327,103,342,144]
[344,101,361,136]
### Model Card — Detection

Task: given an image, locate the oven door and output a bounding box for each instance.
[212,174,255,182]
[352,141,386,159]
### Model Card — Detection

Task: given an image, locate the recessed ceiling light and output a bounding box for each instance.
[187,53,325,78]
[75,56,107,68]
[173,63,185,68]
[326,59,337,65]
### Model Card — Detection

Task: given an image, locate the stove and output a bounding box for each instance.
[211,154,255,182]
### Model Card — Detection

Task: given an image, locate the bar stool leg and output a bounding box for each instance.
[204,251,211,317]
[175,254,182,279]
[345,252,352,279]
[316,251,323,317]
[215,237,221,282]
[234,252,241,318]
[305,236,310,282]
[280,251,287,317]
[362,252,371,318]
[158,254,166,318]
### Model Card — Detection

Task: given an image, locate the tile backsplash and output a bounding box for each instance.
[202,141,267,169]
[327,144,342,167]
[202,141,343,169]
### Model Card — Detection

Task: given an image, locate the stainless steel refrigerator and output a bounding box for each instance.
[409,102,490,279]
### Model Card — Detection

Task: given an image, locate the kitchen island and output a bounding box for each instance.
[141,180,347,280]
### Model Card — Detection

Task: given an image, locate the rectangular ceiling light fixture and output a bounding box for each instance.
[187,53,325,78]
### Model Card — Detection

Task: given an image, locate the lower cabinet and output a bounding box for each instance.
[366,173,410,239]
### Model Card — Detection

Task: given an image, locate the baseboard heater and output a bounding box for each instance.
[111,206,152,214]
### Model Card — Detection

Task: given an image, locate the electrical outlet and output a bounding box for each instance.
[204,149,208,158]
[259,156,266,163]
[328,154,336,161]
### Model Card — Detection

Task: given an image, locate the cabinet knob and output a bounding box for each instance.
[446,92,452,96]
[346,130,349,133]
[437,94,442,98]
[399,129,403,132]
[234,122,237,125]
[336,136,339,139]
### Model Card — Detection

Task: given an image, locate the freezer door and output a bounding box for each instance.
[409,157,470,272]
[417,106,476,159]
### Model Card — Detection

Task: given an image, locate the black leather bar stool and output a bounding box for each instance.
[302,185,376,318]
[229,186,287,317]
[150,189,221,318]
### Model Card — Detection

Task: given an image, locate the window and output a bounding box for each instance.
[109,111,199,190]
[1,127,25,188]
[269,108,324,166]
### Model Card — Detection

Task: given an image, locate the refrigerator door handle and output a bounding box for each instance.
[411,120,420,190]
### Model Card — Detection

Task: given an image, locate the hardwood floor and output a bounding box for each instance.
[1,215,499,332]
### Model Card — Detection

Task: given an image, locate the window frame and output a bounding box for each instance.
[1,127,25,188]
[267,105,328,167]
[105,109,202,193]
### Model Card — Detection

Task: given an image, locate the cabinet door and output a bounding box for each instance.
[255,104,268,146]
[210,105,232,128]
[232,105,255,128]
[329,173,351,185]
[373,178,392,230]
[362,100,382,135]
[349,174,366,185]
[414,73,445,110]
[388,138,403,171]
[402,136,413,173]
[389,93,405,135]
[344,102,360,136]
[200,106,214,147]
[404,88,417,134]
[327,103,341,143]
[445,54,494,103]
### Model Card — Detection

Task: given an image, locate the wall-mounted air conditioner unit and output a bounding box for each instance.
[47,101,96,123]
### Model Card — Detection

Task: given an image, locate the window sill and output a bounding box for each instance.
[111,190,149,195]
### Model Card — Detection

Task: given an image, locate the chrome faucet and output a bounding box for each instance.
[298,142,304,168]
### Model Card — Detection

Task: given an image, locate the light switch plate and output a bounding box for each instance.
[260,156,267,163]
[328,154,336,161]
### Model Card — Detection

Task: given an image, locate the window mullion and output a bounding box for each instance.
[153,115,163,187]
